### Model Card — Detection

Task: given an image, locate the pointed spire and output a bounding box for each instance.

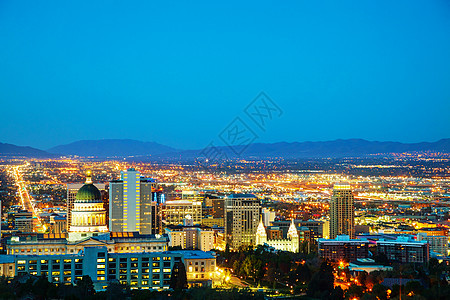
[256,214,267,237]
[85,170,93,184]
[287,218,299,239]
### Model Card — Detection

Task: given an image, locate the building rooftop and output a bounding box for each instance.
[164,250,215,260]
[227,193,258,199]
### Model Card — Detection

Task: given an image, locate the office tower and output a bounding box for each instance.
[69,172,108,240]
[162,200,202,225]
[212,198,224,218]
[330,183,355,239]
[225,194,261,249]
[109,168,158,234]
[67,182,107,232]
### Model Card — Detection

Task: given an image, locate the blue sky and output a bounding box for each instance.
[1,1,449,150]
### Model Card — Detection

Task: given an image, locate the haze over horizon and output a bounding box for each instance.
[1,1,450,149]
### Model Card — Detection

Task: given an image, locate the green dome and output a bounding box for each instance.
[75,183,102,202]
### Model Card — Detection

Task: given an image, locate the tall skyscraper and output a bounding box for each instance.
[109,168,158,234]
[330,183,355,239]
[225,194,261,249]
[67,182,107,232]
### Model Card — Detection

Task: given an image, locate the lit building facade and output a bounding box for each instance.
[162,200,202,226]
[13,247,216,290]
[330,183,355,239]
[165,225,215,251]
[256,217,299,252]
[225,194,261,249]
[377,236,430,263]
[67,182,107,232]
[109,169,159,235]
[318,235,370,262]
[6,232,169,255]
[69,172,108,241]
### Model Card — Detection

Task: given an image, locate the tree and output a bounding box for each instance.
[371,284,388,300]
[307,261,335,299]
[293,263,311,284]
[346,283,364,299]
[170,261,188,290]
[76,275,95,298]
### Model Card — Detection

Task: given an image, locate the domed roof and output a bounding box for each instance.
[75,171,102,203]
[76,183,102,202]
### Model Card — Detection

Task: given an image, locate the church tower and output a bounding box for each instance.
[287,219,299,252]
[255,215,267,246]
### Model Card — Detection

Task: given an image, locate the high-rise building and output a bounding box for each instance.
[330,183,355,239]
[109,168,159,235]
[225,194,261,249]
[67,182,107,232]
[212,198,224,218]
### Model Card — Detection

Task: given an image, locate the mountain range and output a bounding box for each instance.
[0,142,56,158]
[1,138,450,159]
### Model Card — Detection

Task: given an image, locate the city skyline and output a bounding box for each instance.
[1,1,450,149]
[1,2,450,298]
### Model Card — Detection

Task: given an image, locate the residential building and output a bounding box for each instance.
[376,236,429,263]
[417,232,448,255]
[165,224,215,251]
[318,235,369,262]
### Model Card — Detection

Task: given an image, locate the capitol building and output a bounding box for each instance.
[68,171,108,241]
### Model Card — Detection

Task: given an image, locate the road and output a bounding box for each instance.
[11,162,44,232]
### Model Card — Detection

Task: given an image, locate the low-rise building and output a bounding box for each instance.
[376,236,429,263]
[318,235,370,262]
[348,258,393,273]
[163,200,202,225]
[13,246,216,290]
[201,216,224,227]
[165,224,215,251]
[6,232,169,255]
[417,232,448,255]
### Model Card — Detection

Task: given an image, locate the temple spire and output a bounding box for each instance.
[287,218,299,239]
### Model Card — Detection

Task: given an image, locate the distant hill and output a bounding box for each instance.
[47,139,178,157]
[4,138,450,159]
[0,142,53,158]
[224,138,450,158]
[159,138,450,160]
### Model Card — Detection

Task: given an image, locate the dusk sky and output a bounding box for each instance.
[1,1,450,150]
